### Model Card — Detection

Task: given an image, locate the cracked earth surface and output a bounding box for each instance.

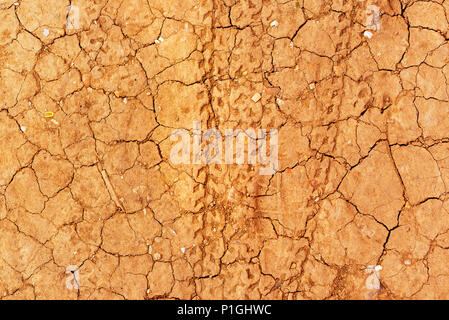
[1,0,449,300]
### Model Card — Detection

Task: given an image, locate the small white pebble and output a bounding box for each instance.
[377,52,381,56]
[143,208,147,215]
[147,289,150,294]
[180,247,185,254]
[20,126,26,132]
[170,228,176,235]
[158,37,164,42]
[123,97,127,104]
[73,251,77,255]
[375,265,383,271]
[270,20,279,27]
[148,245,152,254]
[153,253,161,260]
[363,31,373,39]
[251,93,261,103]
[51,119,59,125]
[309,83,316,90]
[14,2,19,6]
[43,28,50,37]
[154,39,160,44]
[404,260,411,265]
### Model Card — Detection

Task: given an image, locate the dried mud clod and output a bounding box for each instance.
[0,0,449,300]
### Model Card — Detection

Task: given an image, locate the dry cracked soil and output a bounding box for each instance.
[1,0,449,300]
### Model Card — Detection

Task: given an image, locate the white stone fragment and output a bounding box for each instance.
[363,31,373,39]
[251,93,261,103]
[43,28,50,36]
[270,20,279,27]
[20,126,26,132]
